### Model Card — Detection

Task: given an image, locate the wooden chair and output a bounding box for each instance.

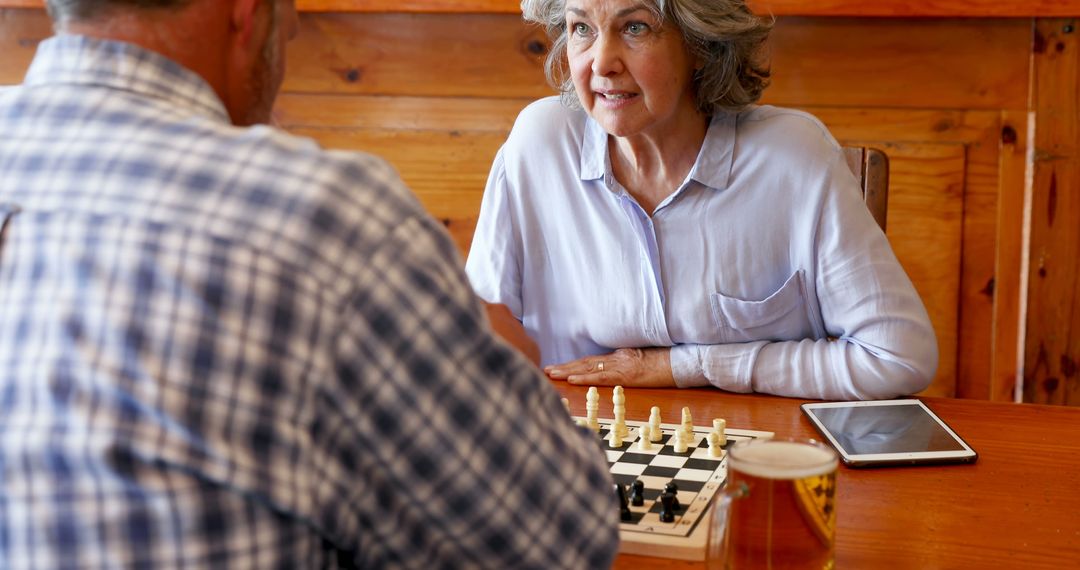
[842,146,889,232]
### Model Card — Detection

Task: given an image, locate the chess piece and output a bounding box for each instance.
[608,426,623,448]
[648,406,662,442]
[664,482,681,511]
[613,386,628,438]
[616,483,632,521]
[673,426,688,454]
[713,418,727,445]
[659,491,677,523]
[586,386,600,432]
[636,425,652,451]
[561,397,571,416]
[629,479,645,506]
[708,431,722,458]
[681,406,694,441]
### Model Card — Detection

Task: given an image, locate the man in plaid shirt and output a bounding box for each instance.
[0,0,619,568]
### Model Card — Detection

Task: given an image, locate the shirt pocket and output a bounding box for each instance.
[709,270,812,342]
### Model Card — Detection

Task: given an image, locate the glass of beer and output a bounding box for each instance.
[707,438,838,570]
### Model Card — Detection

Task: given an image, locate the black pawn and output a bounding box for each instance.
[615,484,632,521]
[629,479,645,507]
[659,491,677,523]
[664,482,681,510]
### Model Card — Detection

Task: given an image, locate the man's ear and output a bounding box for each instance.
[230,0,263,47]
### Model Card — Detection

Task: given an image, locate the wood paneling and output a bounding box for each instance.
[1025,19,1080,405]
[2,0,1077,17]
[0,7,1043,402]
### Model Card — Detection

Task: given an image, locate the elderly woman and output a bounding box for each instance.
[465,0,938,400]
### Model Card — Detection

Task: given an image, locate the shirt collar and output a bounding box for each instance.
[23,34,231,123]
[578,111,737,191]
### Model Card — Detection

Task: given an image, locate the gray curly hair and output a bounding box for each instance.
[521,0,772,115]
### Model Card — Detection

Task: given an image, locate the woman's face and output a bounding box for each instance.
[565,0,699,139]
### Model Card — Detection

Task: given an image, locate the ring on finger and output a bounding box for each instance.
[597,361,605,372]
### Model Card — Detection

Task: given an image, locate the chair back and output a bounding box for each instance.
[842,146,889,232]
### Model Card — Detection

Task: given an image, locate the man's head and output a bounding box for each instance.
[46,0,299,126]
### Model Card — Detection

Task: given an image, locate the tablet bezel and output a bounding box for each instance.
[801,399,978,467]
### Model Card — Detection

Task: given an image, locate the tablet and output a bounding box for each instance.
[801,399,977,467]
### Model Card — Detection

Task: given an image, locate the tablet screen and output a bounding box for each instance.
[805,402,965,455]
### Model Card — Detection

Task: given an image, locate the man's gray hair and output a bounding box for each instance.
[521,0,772,115]
[45,0,193,23]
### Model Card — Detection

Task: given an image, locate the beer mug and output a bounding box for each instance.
[707,438,838,570]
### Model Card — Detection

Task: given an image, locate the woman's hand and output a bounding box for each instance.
[545,348,676,387]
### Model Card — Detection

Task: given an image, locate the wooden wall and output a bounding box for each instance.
[1,6,1076,404]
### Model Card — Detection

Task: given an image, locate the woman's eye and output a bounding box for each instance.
[625,22,650,35]
[571,22,590,36]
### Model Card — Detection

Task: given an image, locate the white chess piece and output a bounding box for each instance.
[673,426,688,454]
[713,418,727,445]
[707,431,722,458]
[608,426,623,448]
[636,425,653,451]
[561,398,571,415]
[613,386,628,438]
[681,406,694,441]
[586,386,600,432]
[648,406,662,442]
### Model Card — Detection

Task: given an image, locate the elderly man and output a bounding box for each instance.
[0,0,617,568]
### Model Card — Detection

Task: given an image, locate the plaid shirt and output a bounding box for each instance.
[0,35,618,569]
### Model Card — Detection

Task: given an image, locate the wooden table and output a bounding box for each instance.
[553,384,1080,569]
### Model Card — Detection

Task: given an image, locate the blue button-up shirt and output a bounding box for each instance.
[466,97,938,400]
[0,37,618,569]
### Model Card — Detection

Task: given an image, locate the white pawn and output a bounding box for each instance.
[673,426,688,454]
[649,406,663,442]
[636,425,653,451]
[608,426,623,448]
[586,386,600,432]
[613,386,629,438]
[707,431,723,458]
[713,418,727,445]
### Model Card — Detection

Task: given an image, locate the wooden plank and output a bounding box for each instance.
[1024,19,1080,405]
[1,11,1032,112]
[273,93,526,132]
[990,111,1032,402]
[764,17,1030,110]
[0,8,50,85]
[3,0,1078,17]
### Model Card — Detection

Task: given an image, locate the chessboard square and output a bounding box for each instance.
[611,462,648,477]
[658,445,694,457]
[618,452,656,465]
[674,467,714,482]
[648,454,689,469]
[605,450,625,462]
[684,457,723,471]
[642,465,680,479]
[638,475,673,492]
[621,510,647,525]
[672,479,705,493]
[612,473,639,488]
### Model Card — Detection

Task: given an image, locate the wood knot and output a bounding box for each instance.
[336,67,363,84]
[1043,377,1059,394]
[1001,125,1017,145]
[526,39,548,55]
[1062,355,1077,378]
[980,278,994,297]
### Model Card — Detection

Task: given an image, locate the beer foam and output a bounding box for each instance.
[729,440,837,479]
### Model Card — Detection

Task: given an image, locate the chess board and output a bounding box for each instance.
[576,416,773,561]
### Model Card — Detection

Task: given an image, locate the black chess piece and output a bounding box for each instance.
[664,482,681,510]
[629,479,645,506]
[659,491,677,523]
[615,483,632,521]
